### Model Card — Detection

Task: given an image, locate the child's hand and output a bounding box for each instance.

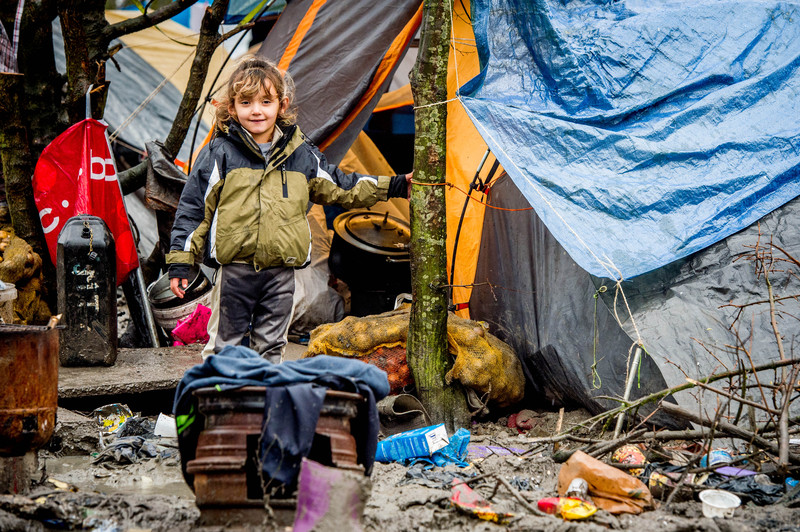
[406,171,413,199]
[170,277,189,299]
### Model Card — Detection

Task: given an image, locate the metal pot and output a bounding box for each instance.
[329,210,411,315]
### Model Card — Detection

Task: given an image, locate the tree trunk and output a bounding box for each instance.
[58,0,110,123]
[17,0,67,161]
[407,0,470,432]
[120,0,230,193]
[0,74,48,259]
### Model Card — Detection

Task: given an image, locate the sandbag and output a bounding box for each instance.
[305,306,525,407]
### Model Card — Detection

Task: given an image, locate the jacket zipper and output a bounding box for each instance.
[281,164,288,198]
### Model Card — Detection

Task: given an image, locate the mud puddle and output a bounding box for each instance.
[42,451,194,499]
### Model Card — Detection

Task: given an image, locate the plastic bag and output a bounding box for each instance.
[558,450,654,514]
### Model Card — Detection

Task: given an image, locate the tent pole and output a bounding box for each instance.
[448,148,490,309]
[614,345,643,439]
[134,266,160,347]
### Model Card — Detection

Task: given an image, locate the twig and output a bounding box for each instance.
[494,475,553,518]
[686,378,781,415]
[572,357,800,434]
[553,408,564,453]
[587,428,647,458]
[660,402,800,463]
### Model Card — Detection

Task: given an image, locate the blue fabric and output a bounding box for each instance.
[461,0,800,279]
[173,346,389,490]
[261,383,327,490]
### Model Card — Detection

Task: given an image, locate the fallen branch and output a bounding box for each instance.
[573,357,800,434]
[659,402,800,464]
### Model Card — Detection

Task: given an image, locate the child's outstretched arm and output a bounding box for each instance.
[306,144,411,208]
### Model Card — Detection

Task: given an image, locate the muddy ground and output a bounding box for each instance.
[2,407,799,531]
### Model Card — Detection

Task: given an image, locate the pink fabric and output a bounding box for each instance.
[171,304,211,345]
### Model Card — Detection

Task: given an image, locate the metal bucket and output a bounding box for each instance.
[0,319,59,455]
[147,267,213,331]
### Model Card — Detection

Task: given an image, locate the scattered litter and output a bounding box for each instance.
[117,416,155,438]
[699,489,740,518]
[565,477,589,500]
[154,413,178,439]
[558,450,654,514]
[92,436,159,465]
[699,448,734,468]
[375,423,449,462]
[715,466,757,477]
[91,404,133,435]
[537,497,598,519]
[450,478,514,523]
[294,458,370,532]
[707,473,785,505]
[507,409,539,432]
[398,463,475,489]
[377,427,471,467]
[611,444,647,475]
[467,444,526,459]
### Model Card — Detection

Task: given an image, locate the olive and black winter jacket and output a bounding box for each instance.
[167,122,407,279]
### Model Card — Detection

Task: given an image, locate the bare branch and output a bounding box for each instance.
[104,0,199,43]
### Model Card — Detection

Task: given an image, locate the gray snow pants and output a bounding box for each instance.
[202,263,295,362]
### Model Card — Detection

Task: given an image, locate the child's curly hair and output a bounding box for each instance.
[215,55,297,133]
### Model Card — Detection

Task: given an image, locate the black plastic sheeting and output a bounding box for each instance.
[257,0,421,165]
[471,174,800,424]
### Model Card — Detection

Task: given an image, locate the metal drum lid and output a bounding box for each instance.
[332,210,410,257]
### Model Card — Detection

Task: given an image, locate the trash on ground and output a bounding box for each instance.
[611,444,647,475]
[154,413,178,438]
[450,478,514,524]
[537,496,598,520]
[377,394,431,436]
[92,435,160,465]
[699,448,734,468]
[699,489,741,518]
[375,423,449,462]
[558,450,654,514]
[398,462,476,489]
[293,458,370,532]
[91,404,133,435]
[507,409,541,433]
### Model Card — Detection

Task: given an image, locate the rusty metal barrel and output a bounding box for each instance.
[0,320,59,456]
[186,386,364,527]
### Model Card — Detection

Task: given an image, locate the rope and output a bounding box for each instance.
[591,285,607,389]
[411,179,535,212]
[108,48,195,143]
[413,97,459,110]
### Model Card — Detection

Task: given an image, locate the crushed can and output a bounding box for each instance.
[57,215,117,366]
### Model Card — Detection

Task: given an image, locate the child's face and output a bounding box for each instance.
[230,81,287,144]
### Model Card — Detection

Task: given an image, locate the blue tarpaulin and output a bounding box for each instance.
[461,0,800,279]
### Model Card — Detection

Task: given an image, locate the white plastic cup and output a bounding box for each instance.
[699,489,741,518]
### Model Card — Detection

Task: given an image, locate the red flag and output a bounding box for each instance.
[32,118,138,285]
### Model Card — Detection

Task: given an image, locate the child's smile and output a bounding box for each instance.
[231,83,286,144]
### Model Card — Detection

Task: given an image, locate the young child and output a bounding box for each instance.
[167,55,410,361]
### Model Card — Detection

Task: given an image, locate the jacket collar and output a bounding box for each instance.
[224,121,303,166]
